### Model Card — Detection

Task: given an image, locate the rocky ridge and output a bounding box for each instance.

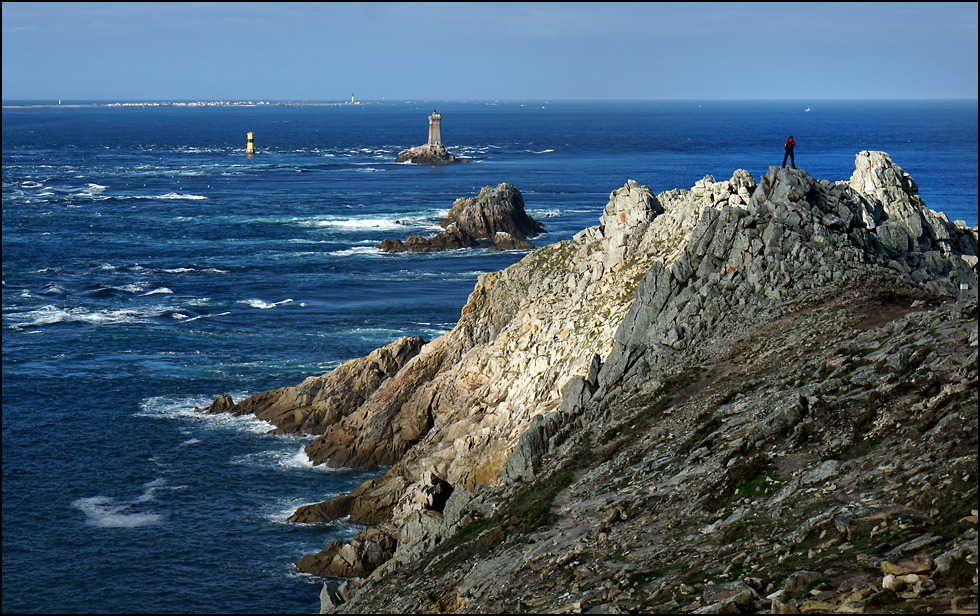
[202,152,978,613]
[378,183,544,253]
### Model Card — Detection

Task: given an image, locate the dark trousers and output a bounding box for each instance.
[782,149,795,168]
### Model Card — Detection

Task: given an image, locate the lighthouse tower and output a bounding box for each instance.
[428,110,442,147]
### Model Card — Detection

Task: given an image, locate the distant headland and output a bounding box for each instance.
[0,100,381,109]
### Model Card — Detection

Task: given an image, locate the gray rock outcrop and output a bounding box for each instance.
[379,183,544,253]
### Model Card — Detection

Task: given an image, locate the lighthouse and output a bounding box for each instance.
[428,110,442,147]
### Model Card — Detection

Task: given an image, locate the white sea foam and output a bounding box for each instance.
[72,476,168,528]
[328,246,382,257]
[141,287,174,296]
[156,192,207,200]
[180,311,230,323]
[136,394,275,434]
[162,266,229,275]
[304,216,411,232]
[72,496,164,528]
[239,298,294,310]
[284,447,316,469]
[38,283,68,295]
[5,305,165,330]
[231,441,325,470]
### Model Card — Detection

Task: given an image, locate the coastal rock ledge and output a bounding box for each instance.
[378,183,545,253]
[201,151,978,615]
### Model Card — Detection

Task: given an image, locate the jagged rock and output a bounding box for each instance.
[378,222,479,253]
[784,570,825,593]
[487,231,534,252]
[319,582,343,614]
[702,580,755,605]
[296,528,396,578]
[379,183,543,253]
[201,394,234,413]
[882,554,934,575]
[599,179,661,267]
[199,335,425,436]
[443,183,544,241]
[288,495,353,524]
[391,470,454,521]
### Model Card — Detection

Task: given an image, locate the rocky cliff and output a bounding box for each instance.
[203,152,978,614]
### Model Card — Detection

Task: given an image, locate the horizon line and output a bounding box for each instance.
[4,96,978,107]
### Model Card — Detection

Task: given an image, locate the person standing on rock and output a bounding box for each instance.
[782,136,796,168]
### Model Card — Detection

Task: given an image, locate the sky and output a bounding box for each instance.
[2,2,977,102]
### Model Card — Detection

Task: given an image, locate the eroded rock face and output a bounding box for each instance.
[379,183,543,253]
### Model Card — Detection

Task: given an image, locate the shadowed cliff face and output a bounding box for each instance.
[202,153,978,601]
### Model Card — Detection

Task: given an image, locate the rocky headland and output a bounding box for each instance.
[201,152,978,614]
[378,183,545,253]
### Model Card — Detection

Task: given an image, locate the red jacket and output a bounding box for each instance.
[785,138,795,150]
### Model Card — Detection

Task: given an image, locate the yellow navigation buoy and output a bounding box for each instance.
[246,132,255,156]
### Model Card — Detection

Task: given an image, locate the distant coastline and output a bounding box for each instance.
[1,100,379,109]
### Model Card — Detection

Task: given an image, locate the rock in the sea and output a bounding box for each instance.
[443,183,544,241]
[395,111,467,165]
[379,183,543,253]
[394,143,465,165]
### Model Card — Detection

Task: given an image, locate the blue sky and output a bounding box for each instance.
[2,2,977,101]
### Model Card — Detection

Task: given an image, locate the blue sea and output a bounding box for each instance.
[2,100,977,614]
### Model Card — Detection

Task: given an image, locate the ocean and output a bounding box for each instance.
[2,100,977,614]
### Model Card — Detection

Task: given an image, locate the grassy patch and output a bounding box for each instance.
[934,468,979,540]
[701,455,771,511]
[628,568,668,587]
[721,517,768,543]
[732,471,782,500]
